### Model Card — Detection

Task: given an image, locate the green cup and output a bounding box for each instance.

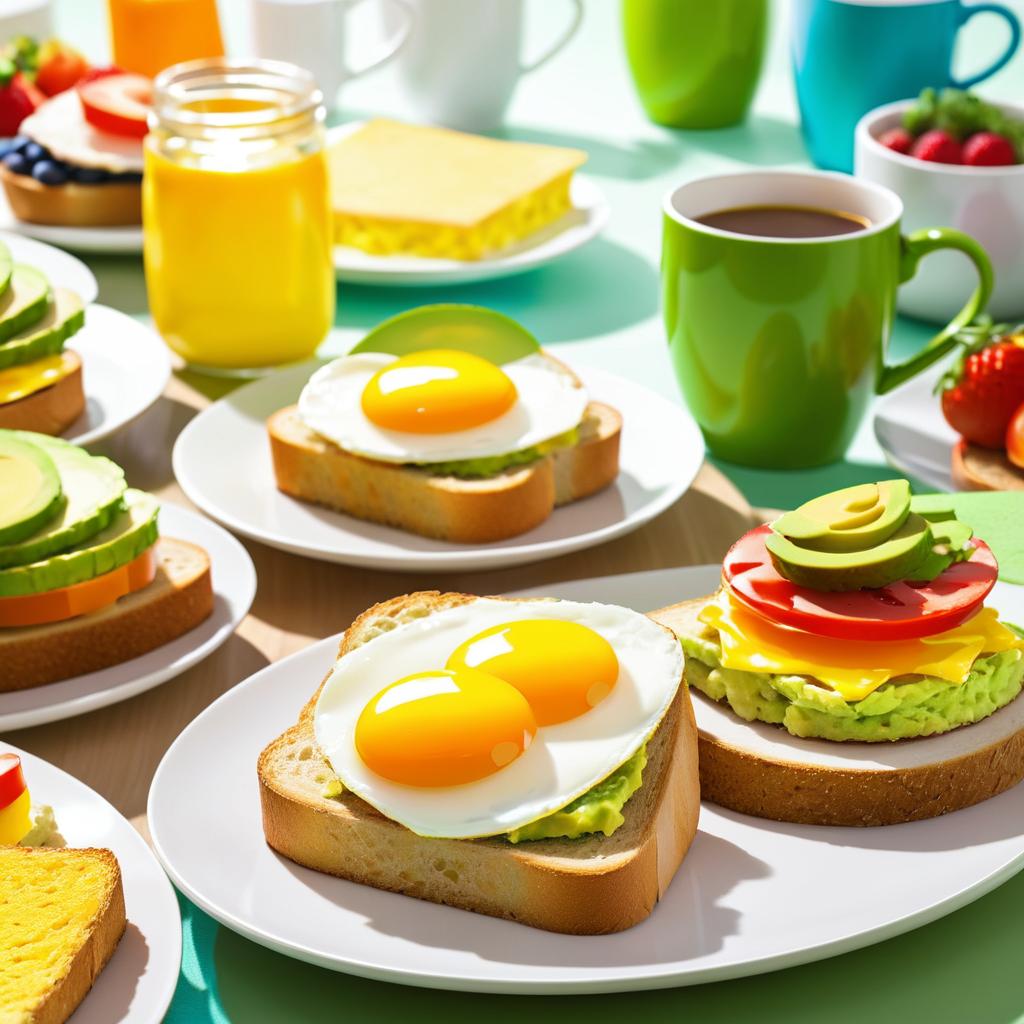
[662,170,993,469]
[622,0,768,129]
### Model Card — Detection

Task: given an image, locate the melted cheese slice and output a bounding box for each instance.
[0,351,78,404]
[700,589,1024,702]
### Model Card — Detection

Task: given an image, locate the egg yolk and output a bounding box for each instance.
[355,668,537,787]
[447,620,619,726]
[360,348,517,434]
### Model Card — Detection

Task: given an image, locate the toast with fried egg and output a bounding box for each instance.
[258,591,700,935]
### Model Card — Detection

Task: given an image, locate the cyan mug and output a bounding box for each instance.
[792,0,1021,173]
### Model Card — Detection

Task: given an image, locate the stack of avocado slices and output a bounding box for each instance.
[0,429,159,619]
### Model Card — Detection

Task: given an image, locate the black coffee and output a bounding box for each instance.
[696,204,870,239]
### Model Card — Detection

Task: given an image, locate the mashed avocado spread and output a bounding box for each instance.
[681,628,1024,742]
[321,745,647,842]
[414,428,579,479]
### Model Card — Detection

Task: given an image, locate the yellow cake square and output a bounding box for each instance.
[327,119,587,260]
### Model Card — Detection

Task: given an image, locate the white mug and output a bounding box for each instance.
[249,0,415,108]
[384,0,584,132]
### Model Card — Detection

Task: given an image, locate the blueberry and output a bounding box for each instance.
[0,139,17,160]
[10,135,29,152]
[2,152,31,175]
[32,160,69,186]
[72,165,108,184]
[22,142,46,163]
[114,171,142,184]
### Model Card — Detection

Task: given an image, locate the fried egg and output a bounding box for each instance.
[297,349,588,464]
[314,598,683,839]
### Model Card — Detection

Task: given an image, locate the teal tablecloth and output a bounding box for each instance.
[52,1,1024,1020]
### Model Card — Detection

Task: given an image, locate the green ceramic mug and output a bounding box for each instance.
[662,170,993,469]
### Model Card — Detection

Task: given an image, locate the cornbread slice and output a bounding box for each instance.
[328,119,586,260]
[0,846,126,1024]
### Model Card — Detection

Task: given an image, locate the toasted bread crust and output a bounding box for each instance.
[267,401,622,544]
[258,591,700,934]
[0,537,214,691]
[5,847,126,1024]
[651,597,1024,826]
[0,353,85,435]
[952,439,1024,492]
[0,166,141,227]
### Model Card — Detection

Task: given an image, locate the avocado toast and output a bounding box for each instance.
[0,429,214,690]
[0,241,88,436]
[651,481,1024,826]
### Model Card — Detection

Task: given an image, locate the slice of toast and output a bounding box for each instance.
[951,439,1024,492]
[267,401,622,544]
[0,537,214,691]
[651,597,1024,827]
[258,592,700,934]
[0,352,85,436]
[0,846,126,1024]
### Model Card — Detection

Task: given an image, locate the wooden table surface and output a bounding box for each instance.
[7,372,759,840]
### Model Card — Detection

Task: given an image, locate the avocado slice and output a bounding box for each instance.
[0,289,85,372]
[766,512,935,591]
[0,434,63,546]
[773,481,911,554]
[0,489,158,597]
[0,432,126,570]
[0,266,51,344]
[0,241,12,297]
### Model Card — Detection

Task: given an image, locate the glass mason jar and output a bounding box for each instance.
[143,58,334,373]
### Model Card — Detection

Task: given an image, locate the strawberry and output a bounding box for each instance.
[1007,402,1024,468]
[0,58,43,136]
[962,131,1017,167]
[911,129,962,164]
[879,127,914,154]
[35,40,89,97]
[940,331,1024,448]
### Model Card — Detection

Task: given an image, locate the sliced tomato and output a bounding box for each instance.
[723,524,998,641]
[0,754,26,812]
[78,72,151,139]
[0,546,157,628]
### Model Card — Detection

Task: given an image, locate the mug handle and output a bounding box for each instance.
[876,227,994,394]
[519,0,584,73]
[341,0,415,82]
[951,2,1021,89]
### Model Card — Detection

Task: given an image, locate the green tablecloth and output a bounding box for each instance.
[52,1,1024,1020]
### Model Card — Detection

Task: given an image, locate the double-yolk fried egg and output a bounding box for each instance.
[314,599,683,839]
[297,349,588,464]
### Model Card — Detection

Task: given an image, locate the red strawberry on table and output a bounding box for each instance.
[0,57,44,136]
[879,127,914,154]
[911,129,962,164]
[941,334,1024,448]
[962,131,1017,167]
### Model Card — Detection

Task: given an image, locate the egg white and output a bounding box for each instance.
[314,598,684,840]
[20,90,145,173]
[297,351,589,464]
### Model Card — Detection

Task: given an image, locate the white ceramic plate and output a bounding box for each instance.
[0,503,256,731]
[60,304,171,447]
[171,359,703,572]
[0,188,142,254]
[0,230,98,302]
[873,366,957,491]
[6,742,181,1023]
[148,565,1024,994]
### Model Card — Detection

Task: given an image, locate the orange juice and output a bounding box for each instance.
[143,61,334,371]
[108,0,224,80]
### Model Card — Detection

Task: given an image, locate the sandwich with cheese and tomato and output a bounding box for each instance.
[651,481,1024,826]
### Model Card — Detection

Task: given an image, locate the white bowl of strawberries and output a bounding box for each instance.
[856,89,1024,324]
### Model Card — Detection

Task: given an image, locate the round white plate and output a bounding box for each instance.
[873,366,957,491]
[148,564,1024,994]
[0,230,98,303]
[0,188,142,254]
[171,359,704,572]
[0,502,256,731]
[6,742,181,1023]
[61,304,171,447]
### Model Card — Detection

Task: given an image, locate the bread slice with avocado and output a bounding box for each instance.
[259,591,700,935]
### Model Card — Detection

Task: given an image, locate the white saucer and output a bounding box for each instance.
[0,502,256,730]
[148,565,1024,994]
[6,742,181,1023]
[0,230,98,303]
[171,359,704,572]
[0,190,143,254]
[873,366,957,491]
[62,304,171,447]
